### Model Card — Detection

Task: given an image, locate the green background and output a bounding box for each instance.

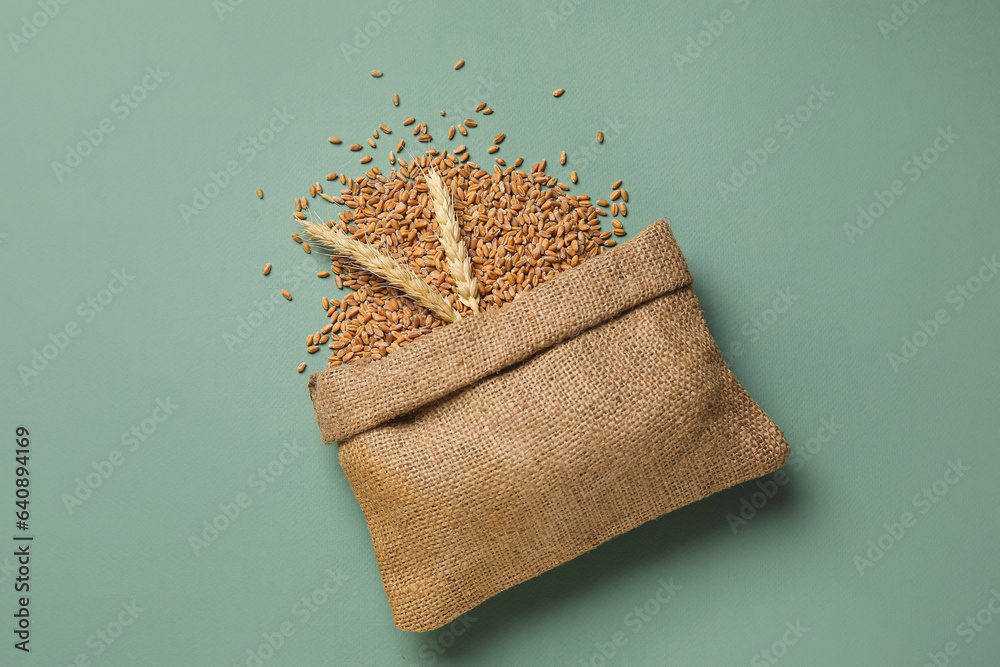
[2,1,998,665]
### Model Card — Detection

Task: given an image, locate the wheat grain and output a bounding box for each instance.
[299,219,460,323]
[424,168,480,314]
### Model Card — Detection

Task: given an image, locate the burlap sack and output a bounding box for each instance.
[308,220,789,632]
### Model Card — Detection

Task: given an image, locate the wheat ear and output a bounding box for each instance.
[299,219,460,323]
[424,168,481,314]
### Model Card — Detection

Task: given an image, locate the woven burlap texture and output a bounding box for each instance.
[309,220,789,632]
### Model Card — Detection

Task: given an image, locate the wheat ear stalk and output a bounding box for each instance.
[425,168,481,314]
[299,220,460,323]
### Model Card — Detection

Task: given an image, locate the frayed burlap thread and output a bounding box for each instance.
[308,220,789,632]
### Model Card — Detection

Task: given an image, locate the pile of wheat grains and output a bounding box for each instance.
[267,69,632,371]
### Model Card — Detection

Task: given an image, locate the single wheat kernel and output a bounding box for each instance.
[482,108,493,114]
[571,171,578,183]
[326,172,337,181]
[309,184,316,197]
[403,116,415,126]
[368,138,377,148]
[419,134,432,142]
[393,93,399,106]
[559,151,567,165]
[493,132,505,144]
[610,203,619,216]
[297,363,306,373]
[256,187,263,199]
[307,334,315,346]
[439,110,446,116]
[329,137,342,144]
[515,157,525,167]
[293,211,306,220]
[350,143,362,151]
[595,207,607,216]
[613,228,626,236]
[372,129,379,139]
[475,102,486,112]
[262,263,271,275]
[370,70,383,77]
[610,189,621,201]
[448,126,456,139]
[389,152,396,164]
[464,119,478,128]
[379,124,391,134]
[612,179,623,189]
[612,219,623,229]
[303,243,311,253]
[487,145,499,154]
[495,157,506,166]
[539,159,547,171]
[619,203,628,216]
[282,290,292,300]
[597,199,610,207]
[318,271,330,278]
[597,131,604,143]
[320,193,336,203]
[291,233,302,243]
[621,188,629,202]
[458,124,467,136]
[454,144,467,154]
[454,59,465,69]
[307,345,320,353]
[360,155,372,164]
[396,140,405,152]
[553,88,565,97]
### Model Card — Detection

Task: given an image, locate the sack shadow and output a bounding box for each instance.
[416,472,800,663]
